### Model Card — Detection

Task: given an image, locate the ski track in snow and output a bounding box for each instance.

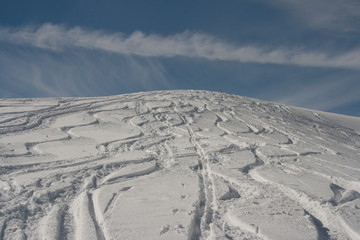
[0,90,360,240]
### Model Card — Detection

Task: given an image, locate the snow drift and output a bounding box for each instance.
[0,90,359,240]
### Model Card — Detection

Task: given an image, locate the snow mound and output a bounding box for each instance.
[0,90,359,240]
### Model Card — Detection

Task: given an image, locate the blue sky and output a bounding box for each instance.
[1,0,360,116]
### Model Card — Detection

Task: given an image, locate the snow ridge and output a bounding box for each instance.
[0,90,359,240]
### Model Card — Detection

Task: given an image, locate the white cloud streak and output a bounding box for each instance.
[1,23,360,69]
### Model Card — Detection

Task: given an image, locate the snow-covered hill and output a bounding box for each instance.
[0,90,359,240]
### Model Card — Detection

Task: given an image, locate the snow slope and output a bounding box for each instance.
[0,90,359,240]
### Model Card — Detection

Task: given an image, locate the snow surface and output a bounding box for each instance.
[0,90,359,240]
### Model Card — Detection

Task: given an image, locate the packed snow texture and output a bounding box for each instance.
[0,90,359,240]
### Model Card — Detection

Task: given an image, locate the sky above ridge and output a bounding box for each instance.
[0,0,360,116]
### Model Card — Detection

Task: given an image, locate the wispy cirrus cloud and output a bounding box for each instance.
[1,23,360,69]
[275,77,360,111]
[266,0,360,31]
[0,45,172,98]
